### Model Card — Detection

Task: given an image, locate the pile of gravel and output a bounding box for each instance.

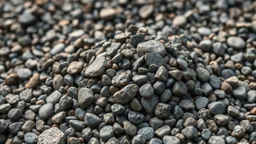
[0,0,256,144]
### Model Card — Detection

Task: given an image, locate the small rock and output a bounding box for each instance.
[208,101,225,115]
[99,8,116,20]
[137,127,154,140]
[100,125,114,141]
[24,132,37,144]
[137,40,166,56]
[227,36,246,50]
[113,84,138,104]
[139,5,154,18]
[208,136,225,144]
[84,56,106,77]
[38,103,53,120]
[173,15,187,27]
[172,81,187,96]
[67,61,84,75]
[78,88,94,109]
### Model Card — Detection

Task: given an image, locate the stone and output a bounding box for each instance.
[208,101,225,115]
[172,81,187,96]
[141,95,159,113]
[24,132,37,144]
[22,120,35,132]
[50,43,65,55]
[232,85,247,99]
[179,99,195,111]
[128,111,145,124]
[230,52,243,63]
[100,126,114,141]
[195,97,209,110]
[46,90,62,105]
[181,126,198,139]
[155,66,168,81]
[201,129,211,140]
[19,88,32,102]
[52,112,66,124]
[107,42,121,57]
[69,120,85,132]
[227,36,246,50]
[196,67,210,82]
[100,8,116,20]
[84,113,101,128]
[123,120,137,136]
[6,94,19,104]
[113,84,138,104]
[0,119,9,134]
[139,83,154,98]
[78,88,94,109]
[137,40,167,56]
[132,134,146,144]
[38,127,65,144]
[9,122,23,134]
[38,103,53,120]
[155,125,171,137]
[163,135,180,144]
[8,108,22,121]
[112,70,131,87]
[67,61,84,75]
[154,103,170,118]
[198,27,211,36]
[137,127,154,140]
[145,53,164,67]
[173,15,187,27]
[84,56,106,77]
[199,40,212,51]
[214,114,229,125]
[208,136,225,144]
[18,12,35,26]
[139,5,154,18]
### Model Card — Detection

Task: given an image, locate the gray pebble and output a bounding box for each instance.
[196,67,210,82]
[163,135,180,144]
[227,36,245,50]
[195,97,209,110]
[46,90,62,105]
[100,125,114,141]
[24,132,37,144]
[181,126,198,139]
[38,103,53,120]
[172,81,187,96]
[113,84,138,104]
[137,127,154,140]
[78,88,94,109]
[16,68,32,80]
[145,53,164,67]
[141,95,159,113]
[139,83,154,98]
[232,85,247,99]
[137,40,166,56]
[84,113,101,128]
[208,101,225,115]
[8,108,22,121]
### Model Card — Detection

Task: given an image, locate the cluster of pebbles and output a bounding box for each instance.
[1,0,256,144]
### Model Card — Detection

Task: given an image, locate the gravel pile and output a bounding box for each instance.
[0,0,256,144]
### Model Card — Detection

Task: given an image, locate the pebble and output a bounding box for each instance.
[139,5,154,18]
[16,68,32,80]
[50,43,65,55]
[163,135,180,144]
[38,103,53,120]
[154,103,170,118]
[38,127,65,144]
[137,127,154,140]
[18,12,35,26]
[100,125,114,141]
[19,88,32,102]
[100,8,116,20]
[208,136,226,144]
[247,90,256,103]
[84,113,101,128]
[195,97,209,110]
[0,119,9,134]
[46,90,62,105]
[145,53,164,67]
[155,125,171,137]
[173,15,187,27]
[78,88,94,109]
[181,126,198,139]
[24,132,37,144]
[8,108,22,120]
[201,129,211,140]
[84,56,106,77]
[232,85,247,99]
[132,134,146,144]
[141,95,159,113]
[52,111,66,124]
[112,70,131,87]
[139,83,154,98]
[172,81,187,96]
[113,84,138,104]
[196,67,210,82]
[123,120,137,136]
[227,36,246,50]
[199,40,212,51]
[208,101,225,115]
[214,114,229,125]
[137,40,166,56]
[198,27,211,36]
[67,61,84,75]
[179,99,195,111]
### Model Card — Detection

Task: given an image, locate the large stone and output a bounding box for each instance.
[38,127,65,144]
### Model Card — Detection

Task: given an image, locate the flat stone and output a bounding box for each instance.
[232,85,247,99]
[113,84,138,104]
[19,88,32,102]
[50,43,65,55]
[99,8,116,20]
[163,135,180,144]
[208,136,225,144]
[112,70,131,87]
[139,83,154,98]
[46,90,62,105]
[84,113,101,128]
[173,15,187,27]
[100,125,114,141]
[84,56,106,77]
[38,127,65,144]
[141,95,159,113]
[16,68,32,80]
[24,132,37,144]
[195,97,209,110]
[196,67,210,82]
